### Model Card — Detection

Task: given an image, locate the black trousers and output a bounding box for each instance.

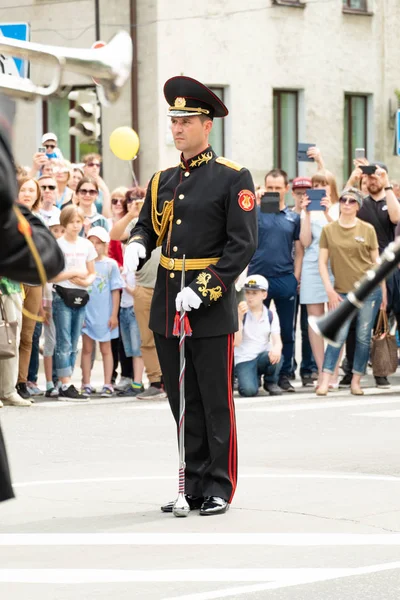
[0,425,14,502]
[154,333,237,503]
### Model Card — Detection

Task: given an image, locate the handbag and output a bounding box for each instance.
[370,310,398,377]
[54,285,89,309]
[0,294,17,360]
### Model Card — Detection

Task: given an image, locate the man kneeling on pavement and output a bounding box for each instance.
[234,275,283,397]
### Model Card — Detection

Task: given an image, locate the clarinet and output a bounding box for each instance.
[309,238,400,346]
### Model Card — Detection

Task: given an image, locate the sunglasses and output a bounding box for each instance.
[339,197,358,205]
[40,185,56,191]
[111,198,125,205]
[126,197,143,204]
[79,188,97,196]
[87,162,101,168]
[44,144,56,149]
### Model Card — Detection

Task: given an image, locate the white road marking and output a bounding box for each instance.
[240,397,400,412]
[12,470,400,489]
[0,562,400,587]
[2,533,400,546]
[353,409,400,418]
[163,561,400,600]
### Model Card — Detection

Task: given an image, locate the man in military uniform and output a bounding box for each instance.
[0,94,64,503]
[125,76,257,515]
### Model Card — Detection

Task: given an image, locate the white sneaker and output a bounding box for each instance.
[2,393,32,407]
[115,377,132,392]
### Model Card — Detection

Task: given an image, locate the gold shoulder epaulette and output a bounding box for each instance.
[216,157,243,171]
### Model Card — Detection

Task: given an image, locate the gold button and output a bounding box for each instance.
[173,246,178,252]
[176,219,182,225]
[170,273,175,279]
[184,172,190,177]
[179,194,184,200]
[168,258,175,270]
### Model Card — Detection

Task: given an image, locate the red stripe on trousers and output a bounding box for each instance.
[227,333,237,503]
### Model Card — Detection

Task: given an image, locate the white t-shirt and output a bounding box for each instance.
[57,236,97,289]
[234,306,281,366]
[120,271,135,308]
[39,205,61,226]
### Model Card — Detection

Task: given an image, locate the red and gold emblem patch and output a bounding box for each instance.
[238,189,255,212]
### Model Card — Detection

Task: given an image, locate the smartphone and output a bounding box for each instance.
[306,189,325,211]
[360,165,376,175]
[297,143,316,162]
[355,148,365,159]
[38,146,46,153]
[260,192,280,214]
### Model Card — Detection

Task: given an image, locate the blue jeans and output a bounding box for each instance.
[265,273,298,378]
[235,351,283,397]
[323,288,382,375]
[27,321,43,383]
[52,294,86,378]
[119,306,141,358]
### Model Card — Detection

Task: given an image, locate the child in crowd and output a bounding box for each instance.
[118,266,145,397]
[81,227,124,397]
[42,214,65,398]
[234,275,283,397]
[51,206,97,400]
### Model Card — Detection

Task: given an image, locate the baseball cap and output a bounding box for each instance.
[339,187,363,207]
[87,226,110,243]
[244,274,269,291]
[42,132,58,144]
[48,214,60,227]
[292,177,312,190]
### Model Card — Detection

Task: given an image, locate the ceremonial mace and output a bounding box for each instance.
[173,255,190,517]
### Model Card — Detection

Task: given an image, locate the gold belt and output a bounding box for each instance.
[160,254,220,271]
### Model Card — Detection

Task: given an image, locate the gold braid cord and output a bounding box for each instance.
[151,171,174,247]
[13,205,46,322]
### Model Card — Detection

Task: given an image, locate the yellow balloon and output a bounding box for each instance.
[109,127,140,160]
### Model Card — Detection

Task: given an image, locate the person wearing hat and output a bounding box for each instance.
[234,275,283,397]
[291,177,312,214]
[41,132,63,160]
[317,187,386,396]
[125,76,257,515]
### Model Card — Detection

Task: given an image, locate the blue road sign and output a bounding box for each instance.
[0,23,30,77]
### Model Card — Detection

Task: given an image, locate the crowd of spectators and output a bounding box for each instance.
[0,135,399,407]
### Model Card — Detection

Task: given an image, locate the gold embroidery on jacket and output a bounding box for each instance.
[189,151,213,169]
[196,272,222,302]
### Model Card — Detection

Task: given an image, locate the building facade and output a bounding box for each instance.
[3,0,400,190]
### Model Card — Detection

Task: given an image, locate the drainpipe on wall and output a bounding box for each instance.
[94,0,103,157]
[130,0,140,182]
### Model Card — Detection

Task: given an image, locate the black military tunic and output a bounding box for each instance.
[130,146,257,502]
[0,95,65,503]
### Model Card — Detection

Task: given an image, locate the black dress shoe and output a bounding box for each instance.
[200,496,229,516]
[161,494,203,513]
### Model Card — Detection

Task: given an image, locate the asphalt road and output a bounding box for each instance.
[0,366,400,599]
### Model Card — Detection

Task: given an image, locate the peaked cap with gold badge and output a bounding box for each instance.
[164,76,229,119]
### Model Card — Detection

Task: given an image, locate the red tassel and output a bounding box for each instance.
[184,314,192,336]
[172,312,180,337]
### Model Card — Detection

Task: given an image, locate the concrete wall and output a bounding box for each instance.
[4,0,400,191]
[137,0,400,188]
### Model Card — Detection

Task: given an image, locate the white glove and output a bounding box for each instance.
[175,287,202,312]
[124,242,146,272]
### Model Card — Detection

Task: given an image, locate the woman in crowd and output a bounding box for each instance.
[0,278,29,407]
[50,205,97,400]
[316,188,385,396]
[69,165,84,193]
[75,177,109,236]
[54,160,74,209]
[299,170,340,388]
[15,177,44,401]
[107,186,128,267]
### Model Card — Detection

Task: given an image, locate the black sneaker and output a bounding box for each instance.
[338,373,352,388]
[278,376,296,393]
[375,376,391,389]
[16,383,31,400]
[117,384,144,397]
[264,382,283,396]
[59,385,89,402]
[301,374,315,388]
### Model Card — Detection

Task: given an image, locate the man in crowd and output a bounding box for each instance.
[342,163,400,389]
[125,75,257,515]
[248,169,303,393]
[38,175,60,225]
